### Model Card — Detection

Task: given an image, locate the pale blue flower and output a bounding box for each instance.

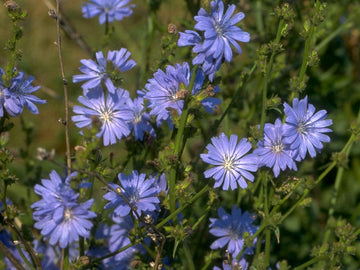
[283,96,332,160]
[73,49,136,93]
[31,171,96,249]
[254,119,297,177]
[209,206,258,258]
[103,170,161,217]
[3,71,46,116]
[82,0,135,24]
[72,86,133,146]
[201,133,258,190]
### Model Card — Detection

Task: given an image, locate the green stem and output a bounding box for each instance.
[193,63,257,166]
[298,1,320,83]
[255,1,264,38]
[289,0,321,101]
[61,248,69,270]
[294,255,327,270]
[263,174,271,267]
[79,237,84,257]
[321,109,360,248]
[259,18,284,134]
[279,109,360,224]
[238,109,360,260]
[156,185,209,230]
[183,242,195,270]
[315,21,353,52]
[88,243,133,266]
[0,240,26,270]
[169,66,198,215]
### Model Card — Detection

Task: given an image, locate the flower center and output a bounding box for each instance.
[214,21,224,36]
[297,121,307,134]
[133,112,142,124]
[100,108,114,124]
[223,155,234,172]
[64,208,72,221]
[272,142,284,154]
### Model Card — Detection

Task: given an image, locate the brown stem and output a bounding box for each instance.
[55,0,71,176]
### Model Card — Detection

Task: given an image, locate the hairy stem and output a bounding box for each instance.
[55,0,71,176]
[259,18,284,134]
[169,66,198,215]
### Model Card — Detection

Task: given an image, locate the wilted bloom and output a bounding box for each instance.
[209,206,258,258]
[283,96,332,160]
[31,171,96,249]
[254,119,297,177]
[73,49,136,93]
[72,86,133,146]
[103,170,161,218]
[82,0,135,24]
[2,71,46,116]
[127,97,156,140]
[200,133,258,190]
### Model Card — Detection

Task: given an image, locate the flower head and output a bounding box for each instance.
[254,119,297,177]
[31,171,96,249]
[194,0,250,62]
[3,71,46,116]
[143,62,221,127]
[143,63,189,127]
[200,133,258,190]
[72,86,133,146]
[73,49,136,93]
[178,0,250,80]
[82,0,135,24]
[103,170,161,218]
[209,206,258,258]
[283,96,332,160]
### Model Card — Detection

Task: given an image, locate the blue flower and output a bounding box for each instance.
[103,170,161,218]
[143,62,221,127]
[143,63,189,127]
[31,171,96,249]
[127,97,156,140]
[209,206,258,258]
[200,133,258,190]
[2,71,46,116]
[178,0,250,80]
[82,0,135,24]
[72,86,133,146]
[73,49,136,93]
[283,96,333,160]
[254,119,297,177]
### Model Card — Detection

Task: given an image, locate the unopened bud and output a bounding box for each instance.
[48,9,57,19]
[168,23,177,34]
[4,1,19,11]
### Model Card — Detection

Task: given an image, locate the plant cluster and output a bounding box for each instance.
[0,0,359,269]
